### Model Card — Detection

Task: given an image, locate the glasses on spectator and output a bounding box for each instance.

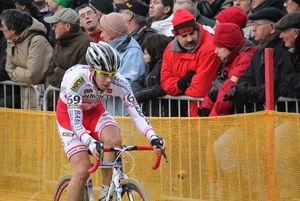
[94,69,117,78]
[79,11,96,19]
[252,22,270,28]
[52,22,66,28]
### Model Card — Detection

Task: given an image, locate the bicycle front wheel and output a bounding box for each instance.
[111,178,150,201]
[52,174,88,201]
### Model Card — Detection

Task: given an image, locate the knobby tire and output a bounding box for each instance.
[111,178,150,201]
[52,174,88,201]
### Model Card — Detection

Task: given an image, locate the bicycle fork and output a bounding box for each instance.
[105,167,128,201]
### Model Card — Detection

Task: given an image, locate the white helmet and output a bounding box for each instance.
[86,41,120,71]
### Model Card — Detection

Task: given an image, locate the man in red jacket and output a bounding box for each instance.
[160,8,220,116]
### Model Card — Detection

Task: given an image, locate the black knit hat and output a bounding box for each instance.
[89,0,113,14]
[115,0,149,17]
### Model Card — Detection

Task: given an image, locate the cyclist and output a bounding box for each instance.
[56,41,166,201]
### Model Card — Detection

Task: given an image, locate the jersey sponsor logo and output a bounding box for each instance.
[82,93,113,100]
[133,103,151,125]
[62,132,74,137]
[73,110,84,131]
[113,76,130,90]
[70,76,85,92]
[84,89,93,93]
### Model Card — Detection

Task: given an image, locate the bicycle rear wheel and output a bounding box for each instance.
[111,178,150,201]
[52,174,88,201]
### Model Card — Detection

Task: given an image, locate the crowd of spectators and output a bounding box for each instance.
[0,0,300,199]
[0,0,296,115]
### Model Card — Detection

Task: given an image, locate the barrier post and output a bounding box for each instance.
[264,48,275,201]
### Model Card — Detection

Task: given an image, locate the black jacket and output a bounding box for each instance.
[0,32,20,108]
[277,37,300,112]
[131,59,179,116]
[278,37,300,98]
[237,31,288,112]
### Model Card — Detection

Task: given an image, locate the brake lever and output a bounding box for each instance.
[156,143,168,163]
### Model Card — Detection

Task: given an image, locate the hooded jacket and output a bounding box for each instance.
[200,39,257,116]
[6,18,53,84]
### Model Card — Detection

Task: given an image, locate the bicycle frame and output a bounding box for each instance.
[87,144,166,201]
[52,144,167,201]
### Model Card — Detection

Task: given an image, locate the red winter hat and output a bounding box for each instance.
[172,9,198,35]
[215,6,248,29]
[213,23,244,49]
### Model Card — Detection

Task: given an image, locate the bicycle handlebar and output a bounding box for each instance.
[88,144,167,173]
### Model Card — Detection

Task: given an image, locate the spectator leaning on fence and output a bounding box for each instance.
[276,11,300,104]
[160,9,220,116]
[99,12,146,116]
[116,0,157,48]
[223,7,287,112]
[0,9,53,110]
[131,33,174,117]
[198,23,257,117]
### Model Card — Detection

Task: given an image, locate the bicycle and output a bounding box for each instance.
[52,141,168,201]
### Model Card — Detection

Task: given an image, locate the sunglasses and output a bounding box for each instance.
[94,69,117,78]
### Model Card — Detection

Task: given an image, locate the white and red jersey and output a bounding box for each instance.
[56,64,157,147]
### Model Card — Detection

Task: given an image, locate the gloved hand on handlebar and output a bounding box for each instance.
[88,140,101,160]
[150,135,166,152]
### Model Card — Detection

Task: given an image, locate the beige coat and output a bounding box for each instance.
[6,18,53,109]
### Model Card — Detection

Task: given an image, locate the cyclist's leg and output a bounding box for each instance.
[57,122,91,201]
[89,111,121,199]
[100,125,121,184]
[68,152,91,201]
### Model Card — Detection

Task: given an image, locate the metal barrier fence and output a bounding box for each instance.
[1,81,300,115]
[0,80,44,110]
